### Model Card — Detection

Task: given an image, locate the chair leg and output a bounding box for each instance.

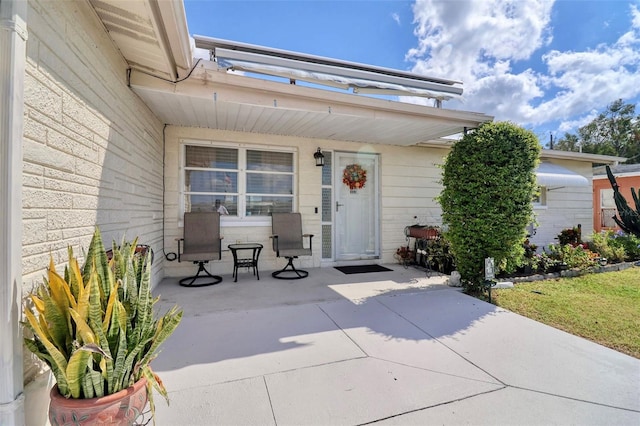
[271,257,309,279]
[180,261,222,287]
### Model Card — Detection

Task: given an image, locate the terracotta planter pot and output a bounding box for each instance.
[405,225,440,240]
[49,378,147,426]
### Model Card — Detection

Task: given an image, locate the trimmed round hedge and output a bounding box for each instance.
[439,121,540,292]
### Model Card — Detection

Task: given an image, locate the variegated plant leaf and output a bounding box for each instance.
[66,348,92,398]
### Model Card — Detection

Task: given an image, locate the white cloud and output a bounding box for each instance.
[392,12,401,25]
[532,20,640,129]
[407,1,640,135]
[633,4,640,28]
[557,110,599,134]
[408,0,553,78]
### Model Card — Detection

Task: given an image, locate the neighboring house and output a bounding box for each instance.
[593,164,640,233]
[530,152,624,249]
[0,0,624,423]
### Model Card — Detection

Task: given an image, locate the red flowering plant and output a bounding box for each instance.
[342,164,367,190]
[395,246,413,259]
[557,227,584,247]
[394,246,414,266]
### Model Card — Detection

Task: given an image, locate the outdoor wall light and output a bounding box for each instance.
[313,147,325,167]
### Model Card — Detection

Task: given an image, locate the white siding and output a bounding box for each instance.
[163,126,447,277]
[378,145,447,261]
[530,160,594,250]
[22,0,164,288]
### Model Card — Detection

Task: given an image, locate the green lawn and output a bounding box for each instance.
[491,267,640,359]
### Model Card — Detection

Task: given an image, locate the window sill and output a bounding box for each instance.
[221,217,271,227]
[178,217,272,228]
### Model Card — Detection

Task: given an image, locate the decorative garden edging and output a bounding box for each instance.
[507,261,639,283]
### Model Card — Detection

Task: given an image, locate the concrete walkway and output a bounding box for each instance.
[151,265,640,425]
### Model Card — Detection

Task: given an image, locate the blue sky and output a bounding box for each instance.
[184,0,640,144]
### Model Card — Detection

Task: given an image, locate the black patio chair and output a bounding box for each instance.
[271,212,313,279]
[178,211,223,287]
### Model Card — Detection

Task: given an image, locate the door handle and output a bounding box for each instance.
[336,201,344,212]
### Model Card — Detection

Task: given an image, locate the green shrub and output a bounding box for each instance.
[425,236,456,274]
[504,239,539,274]
[589,231,626,263]
[536,252,564,273]
[609,230,640,261]
[547,244,598,270]
[439,121,540,293]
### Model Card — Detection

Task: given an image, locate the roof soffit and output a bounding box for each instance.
[129,63,493,145]
[541,149,626,164]
[88,0,192,81]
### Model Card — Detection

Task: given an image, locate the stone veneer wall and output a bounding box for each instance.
[22,0,164,290]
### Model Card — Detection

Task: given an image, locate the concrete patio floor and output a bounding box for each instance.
[151,264,640,425]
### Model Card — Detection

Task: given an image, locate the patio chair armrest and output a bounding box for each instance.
[303,234,314,251]
[177,238,184,262]
[270,235,279,255]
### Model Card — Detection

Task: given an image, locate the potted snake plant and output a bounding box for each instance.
[23,228,182,425]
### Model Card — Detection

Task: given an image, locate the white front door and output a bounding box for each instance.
[334,152,379,260]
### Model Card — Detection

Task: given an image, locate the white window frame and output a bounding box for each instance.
[532,185,547,209]
[600,188,616,208]
[600,188,617,228]
[180,139,297,227]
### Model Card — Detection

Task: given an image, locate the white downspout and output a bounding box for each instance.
[0,0,27,424]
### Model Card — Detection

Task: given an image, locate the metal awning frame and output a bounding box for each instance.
[195,35,464,101]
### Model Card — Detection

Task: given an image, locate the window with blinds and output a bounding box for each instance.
[183,144,295,221]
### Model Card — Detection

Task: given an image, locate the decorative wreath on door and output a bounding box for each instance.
[342,163,367,190]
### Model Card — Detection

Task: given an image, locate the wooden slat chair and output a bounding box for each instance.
[271,212,313,279]
[178,211,223,287]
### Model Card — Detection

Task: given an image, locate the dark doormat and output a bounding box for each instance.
[334,264,393,275]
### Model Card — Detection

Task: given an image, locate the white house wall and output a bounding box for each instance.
[22,0,165,289]
[163,126,448,278]
[380,145,448,260]
[531,160,594,250]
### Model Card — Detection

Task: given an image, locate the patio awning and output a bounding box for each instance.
[216,57,461,100]
[535,162,589,187]
[197,35,464,101]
